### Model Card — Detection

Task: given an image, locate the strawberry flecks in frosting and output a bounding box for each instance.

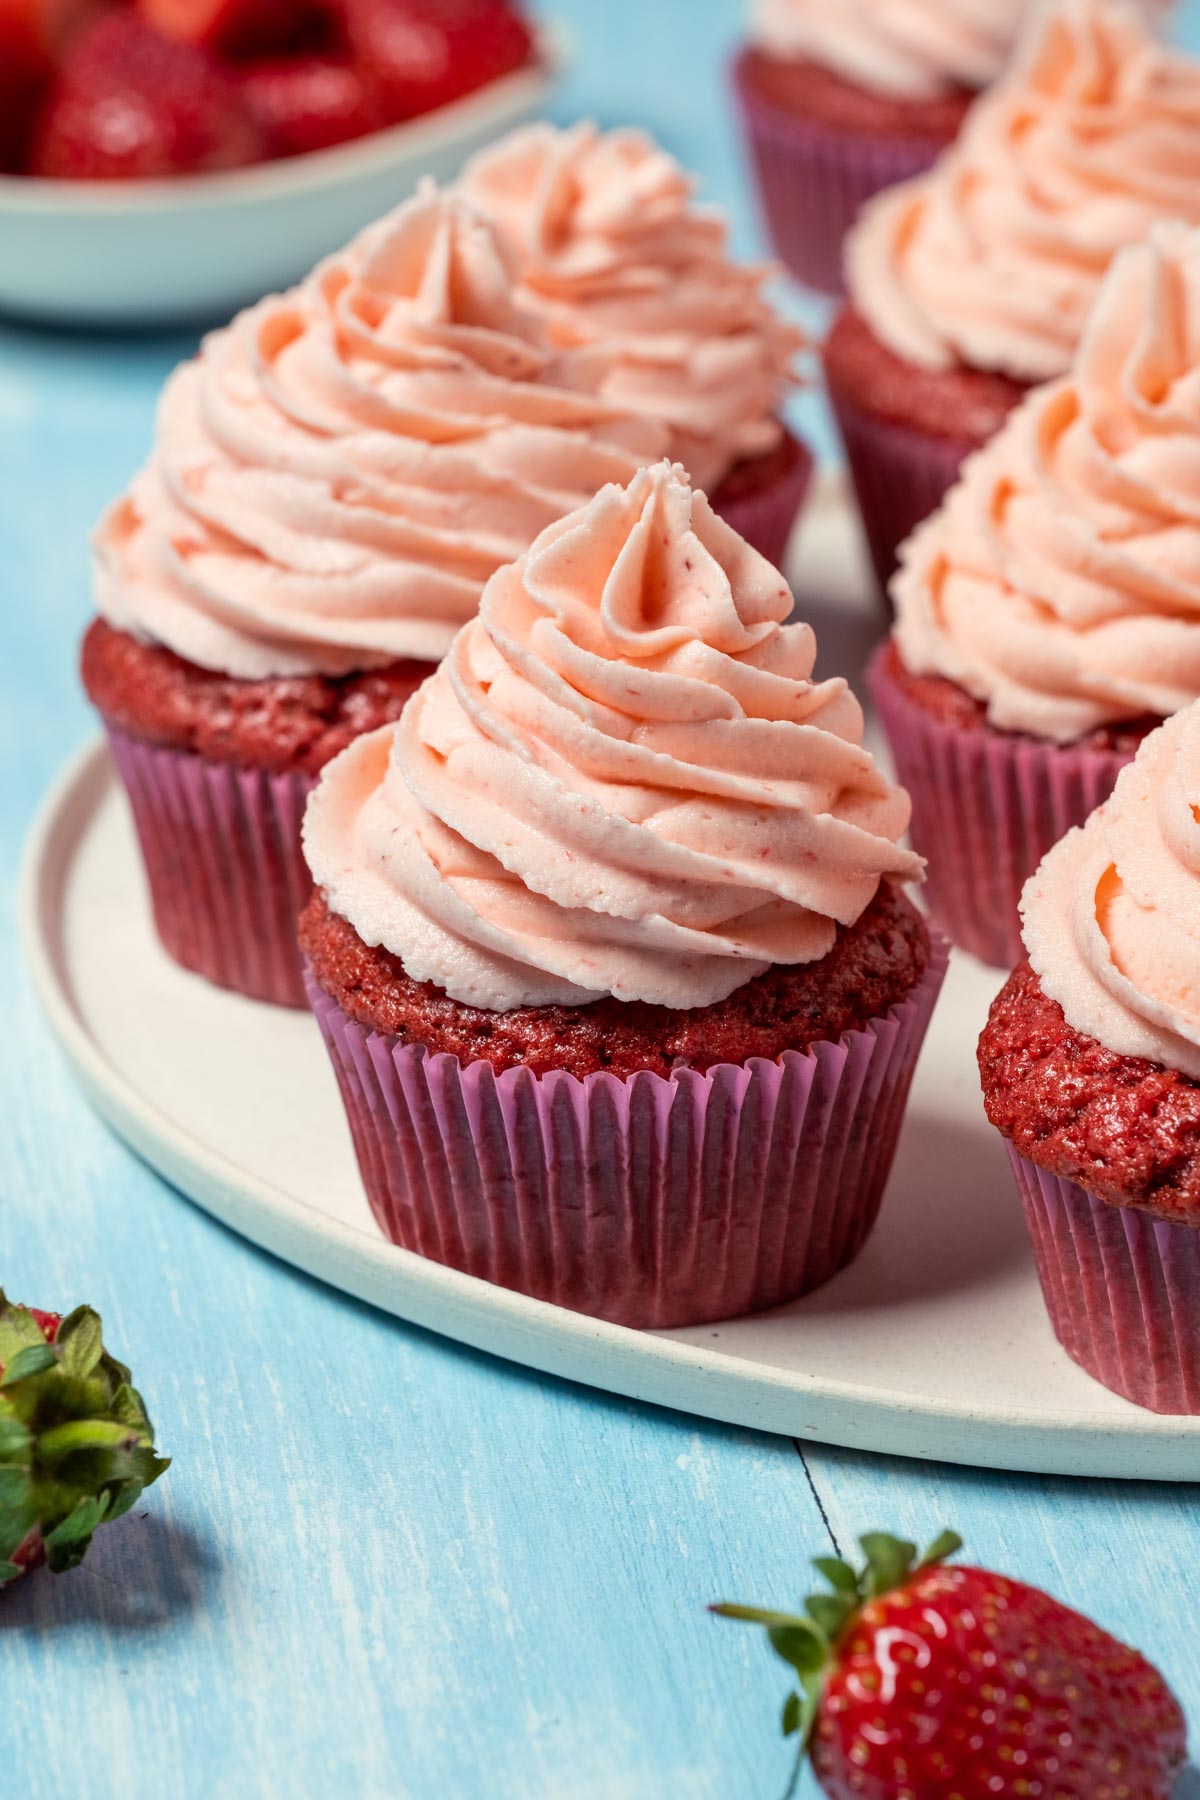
[847,0,1200,383]
[459,123,803,494]
[1021,701,1200,1078]
[93,184,667,682]
[893,224,1200,741]
[751,0,1032,101]
[304,462,922,1012]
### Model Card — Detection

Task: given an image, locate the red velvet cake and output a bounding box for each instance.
[980,962,1200,1224]
[832,1,1200,593]
[82,619,428,777]
[738,48,973,143]
[875,641,1157,761]
[823,309,1027,595]
[871,221,1200,970]
[84,183,665,1007]
[300,881,930,1081]
[978,702,1200,1414]
[301,463,946,1329]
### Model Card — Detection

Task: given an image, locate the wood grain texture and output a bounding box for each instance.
[4,3,1200,1795]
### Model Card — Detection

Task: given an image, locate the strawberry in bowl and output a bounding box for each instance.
[0,0,559,322]
[5,0,538,177]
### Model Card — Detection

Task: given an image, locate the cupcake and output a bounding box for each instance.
[872,222,1200,969]
[459,122,811,568]
[83,184,666,1008]
[979,701,1200,1413]
[300,462,945,1328]
[827,0,1200,595]
[732,0,1033,296]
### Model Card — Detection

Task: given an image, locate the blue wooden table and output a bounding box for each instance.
[5,5,1200,1794]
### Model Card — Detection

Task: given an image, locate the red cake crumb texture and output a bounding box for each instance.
[824,307,1028,446]
[300,881,931,1079]
[739,45,973,143]
[82,617,430,776]
[978,960,1200,1222]
[880,640,1161,757]
[709,424,806,510]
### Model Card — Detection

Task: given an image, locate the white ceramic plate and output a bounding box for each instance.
[22,484,1200,1480]
[0,27,564,327]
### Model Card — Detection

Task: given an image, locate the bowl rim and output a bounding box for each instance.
[0,20,567,217]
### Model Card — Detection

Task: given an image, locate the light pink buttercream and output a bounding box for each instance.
[303,462,922,1012]
[894,223,1200,741]
[752,0,1030,100]
[459,123,802,495]
[93,184,667,681]
[1021,700,1200,1076]
[847,0,1200,383]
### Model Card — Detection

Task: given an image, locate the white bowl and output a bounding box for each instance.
[0,24,565,328]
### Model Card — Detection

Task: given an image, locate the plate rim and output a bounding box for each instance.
[22,738,1200,1480]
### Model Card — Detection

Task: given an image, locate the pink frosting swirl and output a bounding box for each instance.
[303,462,922,1012]
[1022,699,1200,1076]
[847,0,1200,382]
[894,223,1200,741]
[93,184,667,681]
[752,0,1030,100]
[459,123,802,494]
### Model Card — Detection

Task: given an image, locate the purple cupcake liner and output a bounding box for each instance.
[106,726,316,1009]
[869,647,1133,968]
[826,380,974,602]
[732,49,950,297]
[1007,1147,1200,1415]
[305,937,948,1330]
[711,431,814,569]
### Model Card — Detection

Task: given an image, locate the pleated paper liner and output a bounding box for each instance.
[826,381,974,603]
[711,431,814,570]
[732,49,948,298]
[869,648,1134,969]
[1008,1147,1200,1416]
[107,726,316,1009]
[306,937,948,1330]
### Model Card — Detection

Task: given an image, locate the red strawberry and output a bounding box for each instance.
[241,51,381,156]
[342,0,533,126]
[0,0,105,70]
[0,1291,169,1587]
[714,1530,1187,1799]
[136,0,307,61]
[30,12,264,178]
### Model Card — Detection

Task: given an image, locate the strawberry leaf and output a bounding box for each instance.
[55,1308,105,1379]
[922,1529,964,1568]
[768,1624,826,1675]
[781,1692,802,1737]
[0,1344,57,1387]
[812,1556,859,1595]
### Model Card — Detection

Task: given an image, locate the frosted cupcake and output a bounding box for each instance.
[83,185,666,1008]
[301,463,945,1329]
[872,223,1200,968]
[827,0,1200,594]
[460,123,810,568]
[979,702,1200,1413]
[733,0,1037,295]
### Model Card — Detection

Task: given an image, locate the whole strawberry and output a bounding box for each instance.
[0,1292,169,1586]
[31,13,263,179]
[713,1531,1186,1799]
